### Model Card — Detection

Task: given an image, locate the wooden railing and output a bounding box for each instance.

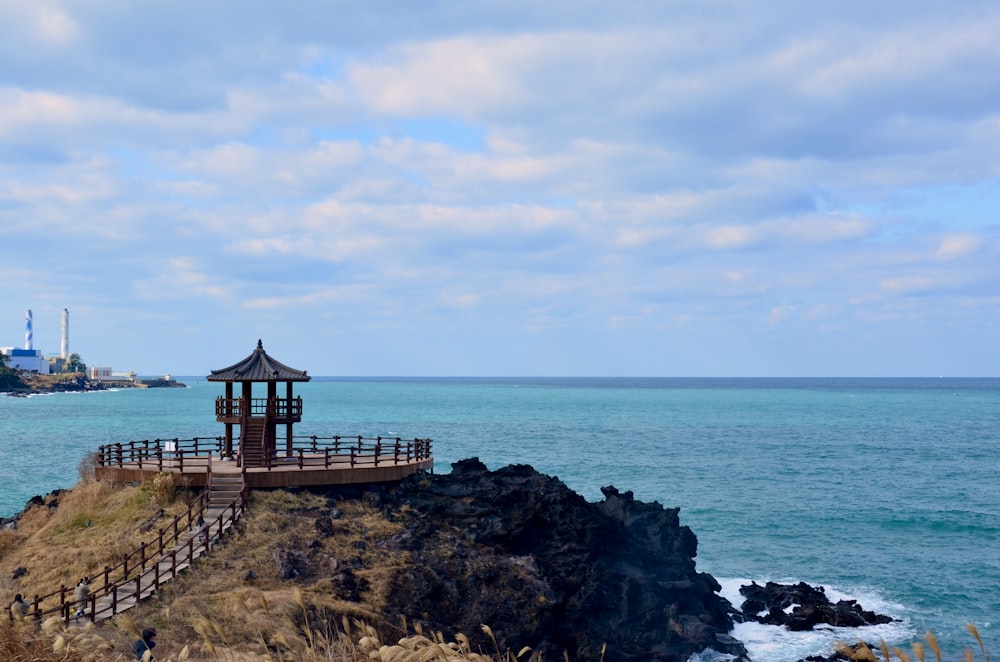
[271,435,433,471]
[97,435,433,471]
[214,397,302,419]
[11,482,250,625]
[96,437,224,469]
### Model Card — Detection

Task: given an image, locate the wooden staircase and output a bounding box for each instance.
[239,417,267,467]
[207,473,244,518]
[86,473,246,623]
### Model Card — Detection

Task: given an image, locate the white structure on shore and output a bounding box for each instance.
[1,309,49,373]
[61,308,69,359]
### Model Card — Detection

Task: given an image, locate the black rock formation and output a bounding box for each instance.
[323,458,748,662]
[739,581,894,631]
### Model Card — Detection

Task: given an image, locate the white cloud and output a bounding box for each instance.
[934,233,984,260]
[1,1,999,375]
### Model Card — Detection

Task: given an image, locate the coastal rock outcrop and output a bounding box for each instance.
[738,581,894,631]
[324,458,748,662]
[1,373,108,396]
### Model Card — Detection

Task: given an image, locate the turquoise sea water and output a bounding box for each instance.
[1,377,997,661]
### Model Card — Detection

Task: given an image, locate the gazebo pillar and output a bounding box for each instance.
[267,380,277,458]
[224,382,234,457]
[242,380,252,415]
[286,381,294,455]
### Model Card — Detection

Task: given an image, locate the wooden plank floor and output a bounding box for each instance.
[95,454,433,488]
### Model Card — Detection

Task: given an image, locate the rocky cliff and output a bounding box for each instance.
[307,458,748,662]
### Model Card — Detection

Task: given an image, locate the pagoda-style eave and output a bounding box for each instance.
[206,339,310,383]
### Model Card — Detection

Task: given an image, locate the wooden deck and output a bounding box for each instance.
[96,453,434,488]
[94,435,434,489]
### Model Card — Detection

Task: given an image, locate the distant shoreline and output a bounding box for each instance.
[1,373,187,396]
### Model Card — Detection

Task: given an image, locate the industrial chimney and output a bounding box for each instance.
[61,308,69,359]
[25,309,33,350]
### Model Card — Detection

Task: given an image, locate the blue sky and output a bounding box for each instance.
[1,1,998,376]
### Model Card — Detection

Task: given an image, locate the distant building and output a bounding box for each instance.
[88,366,135,383]
[1,347,49,373]
[88,366,112,380]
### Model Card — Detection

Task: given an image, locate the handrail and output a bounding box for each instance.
[18,476,249,625]
[96,437,224,468]
[97,435,432,469]
[238,403,249,468]
[214,396,303,418]
[263,399,273,467]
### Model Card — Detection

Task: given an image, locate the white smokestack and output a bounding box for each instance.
[25,309,33,350]
[61,308,69,359]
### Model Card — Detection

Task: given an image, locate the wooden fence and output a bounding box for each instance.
[11,482,249,625]
[96,436,224,470]
[97,435,433,471]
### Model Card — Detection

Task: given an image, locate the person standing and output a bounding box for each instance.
[74,577,90,618]
[134,627,157,660]
[10,593,29,620]
[195,515,207,545]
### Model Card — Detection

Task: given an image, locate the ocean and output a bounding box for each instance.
[1,377,997,661]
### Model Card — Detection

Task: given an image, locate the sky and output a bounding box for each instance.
[1,1,998,377]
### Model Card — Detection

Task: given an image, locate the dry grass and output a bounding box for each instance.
[359,623,536,661]
[835,629,992,662]
[0,479,191,604]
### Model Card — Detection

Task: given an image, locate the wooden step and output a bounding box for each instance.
[239,418,268,467]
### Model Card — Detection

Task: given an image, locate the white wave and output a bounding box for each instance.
[716,577,916,662]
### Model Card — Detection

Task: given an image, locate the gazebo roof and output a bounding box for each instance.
[207,340,311,382]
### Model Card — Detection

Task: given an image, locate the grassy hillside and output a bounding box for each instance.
[0,476,503,661]
[1,475,992,662]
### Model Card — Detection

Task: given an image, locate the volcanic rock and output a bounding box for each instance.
[322,458,747,662]
[739,581,894,631]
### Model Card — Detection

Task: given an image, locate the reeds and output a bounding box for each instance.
[358,623,532,662]
[835,627,992,662]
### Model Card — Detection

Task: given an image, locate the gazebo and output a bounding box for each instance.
[207,340,311,467]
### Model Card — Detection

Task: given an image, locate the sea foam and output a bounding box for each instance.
[714,577,916,662]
